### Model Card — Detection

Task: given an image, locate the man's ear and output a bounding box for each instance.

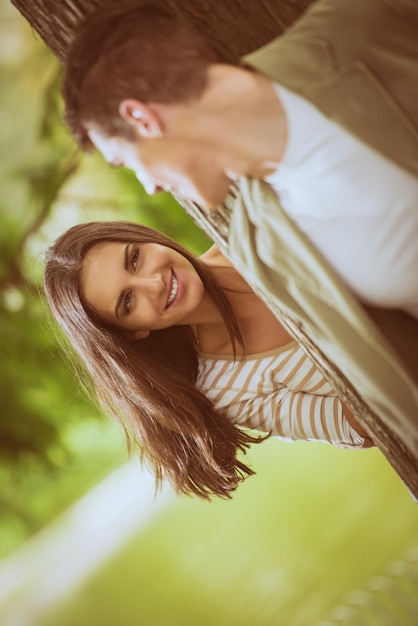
[119,99,163,139]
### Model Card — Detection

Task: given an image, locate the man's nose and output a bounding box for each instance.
[136,173,163,196]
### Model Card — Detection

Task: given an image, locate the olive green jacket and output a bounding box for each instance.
[225,0,418,452]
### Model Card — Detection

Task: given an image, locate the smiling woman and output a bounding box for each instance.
[44,221,372,499]
[80,239,208,335]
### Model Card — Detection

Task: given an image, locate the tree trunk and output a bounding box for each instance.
[11,0,314,64]
[12,0,418,498]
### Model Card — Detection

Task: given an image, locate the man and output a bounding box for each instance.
[62,0,418,451]
[63,0,418,317]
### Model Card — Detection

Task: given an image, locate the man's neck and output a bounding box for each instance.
[199,64,288,178]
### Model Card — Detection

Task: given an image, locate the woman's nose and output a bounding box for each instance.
[133,272,165,296]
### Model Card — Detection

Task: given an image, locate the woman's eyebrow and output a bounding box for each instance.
[124,243,130,270]
[114,244,130,319]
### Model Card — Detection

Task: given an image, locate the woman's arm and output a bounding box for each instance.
[223,387,374,448]
[341,402,372,441]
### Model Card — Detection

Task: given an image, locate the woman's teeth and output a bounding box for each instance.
[167,274,178,307]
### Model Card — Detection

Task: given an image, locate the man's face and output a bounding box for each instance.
[88,128,232,208]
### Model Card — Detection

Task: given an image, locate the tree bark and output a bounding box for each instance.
[11,0,314,64]
[12,0,418,498]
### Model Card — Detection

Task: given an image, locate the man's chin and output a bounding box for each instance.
[172,180,231,209]
[196,185,232,210]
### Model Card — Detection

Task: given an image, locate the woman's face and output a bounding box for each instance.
[80,240,207,334]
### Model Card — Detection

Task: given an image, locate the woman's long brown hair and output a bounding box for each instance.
[44,221,262,499]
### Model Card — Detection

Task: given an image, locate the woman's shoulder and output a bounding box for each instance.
[198,340,299,363]
[199,244,234,268]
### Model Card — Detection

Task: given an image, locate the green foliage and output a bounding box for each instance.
[0,419,126,559]
[0,55,85,472]
[0,295,82,464]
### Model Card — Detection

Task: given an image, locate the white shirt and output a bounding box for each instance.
[266,83,418,318]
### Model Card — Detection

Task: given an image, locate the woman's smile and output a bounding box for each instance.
[166,271,178,308]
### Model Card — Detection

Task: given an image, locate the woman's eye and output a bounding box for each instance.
[123,291,133,315]
[131,248,139,270]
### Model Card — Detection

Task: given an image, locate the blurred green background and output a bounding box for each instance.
[0,2,417,625]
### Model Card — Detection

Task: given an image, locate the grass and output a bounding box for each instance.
[40,439,418,626]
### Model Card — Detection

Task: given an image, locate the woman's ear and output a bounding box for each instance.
[119,99,163,139]
[131,329,150,340]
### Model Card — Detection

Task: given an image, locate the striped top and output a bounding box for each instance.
[196,341,367,448]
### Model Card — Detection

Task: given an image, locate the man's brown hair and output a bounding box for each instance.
[63,1,222,149]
